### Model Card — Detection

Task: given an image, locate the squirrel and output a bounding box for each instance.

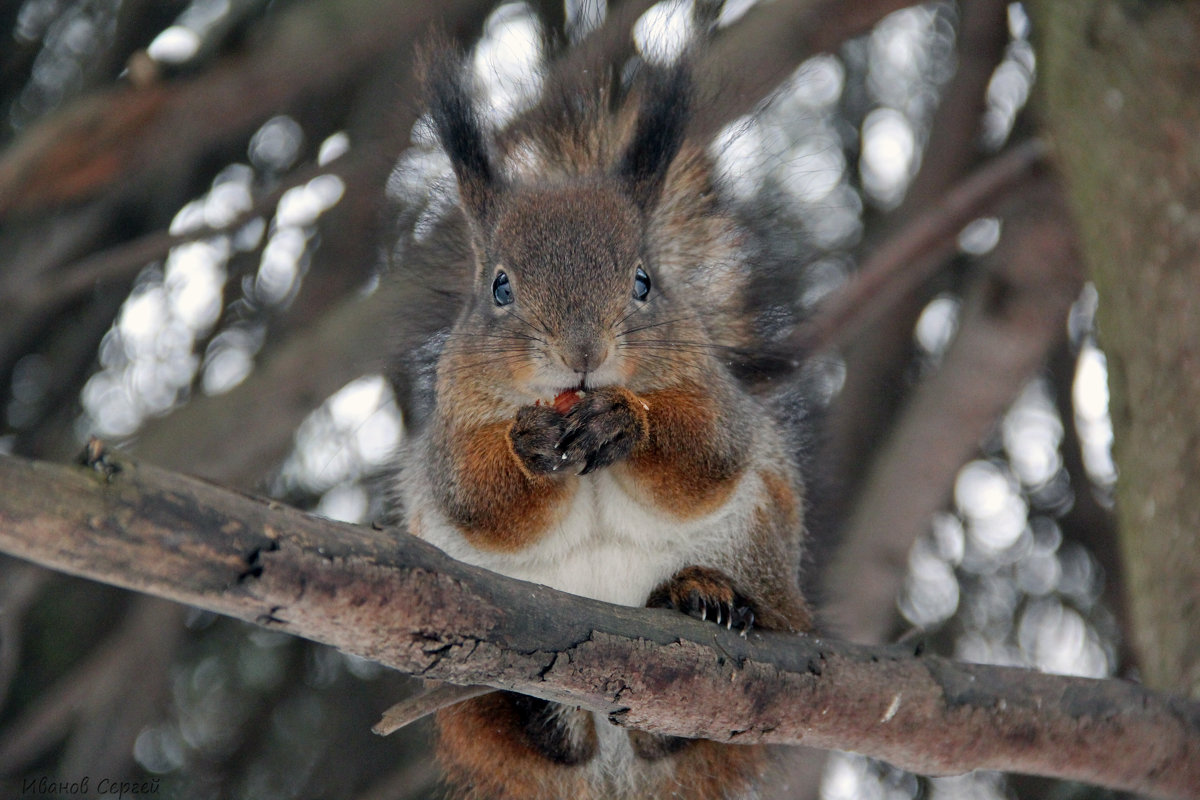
[387,15,817,800]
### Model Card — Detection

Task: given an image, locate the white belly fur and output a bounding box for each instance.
[415,469,760,607]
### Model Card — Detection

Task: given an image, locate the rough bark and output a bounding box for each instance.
[1031,1,1200,697]
[0,450,1196,798]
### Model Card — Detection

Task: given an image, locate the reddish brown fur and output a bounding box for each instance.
[438,420,573,552]
[666,739,767,800]
[621,386,746,518]
[747,490,813,632]
[438,699,767,800]
[761,469,800,524]
[437,695,590,800]
[651,565,739,611]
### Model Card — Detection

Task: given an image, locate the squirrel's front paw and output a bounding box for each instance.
[509,405,568,475]
[557,387,649,475]
[647,566,756,632]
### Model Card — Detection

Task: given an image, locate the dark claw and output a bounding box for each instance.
[734,607,755,636]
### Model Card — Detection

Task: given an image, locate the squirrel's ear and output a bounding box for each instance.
[615,62,691,212]
[422,47,501,229]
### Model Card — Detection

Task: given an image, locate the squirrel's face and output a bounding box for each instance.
[471,181,666,397]
[425,51,695,399]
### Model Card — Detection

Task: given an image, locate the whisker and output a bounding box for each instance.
[617,314,703,337]
[437,349,545,368]
[438,350,535,362]
[442,331,544,344]
[618,339,732,353]
[613,291,664,329]
[439,346,544,360]
[618,348,717,361]
[620,350,703,372]
[441,343,538,355]
[496,328,548,344]
[617,340,730,366]
[503,307,550,338]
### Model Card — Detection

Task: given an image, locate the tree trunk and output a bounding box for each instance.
[1032,1,1200,696]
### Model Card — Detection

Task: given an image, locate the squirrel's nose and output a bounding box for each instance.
[561,337,609,375]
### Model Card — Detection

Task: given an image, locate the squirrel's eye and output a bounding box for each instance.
[492,271,514,306]
[633,266,651,301]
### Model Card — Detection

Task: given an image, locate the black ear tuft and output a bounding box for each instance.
[615,61,691,211]
[421,46,500,227]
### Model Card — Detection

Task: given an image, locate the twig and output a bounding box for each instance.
[0,0,493,219]
[373,682,494,736]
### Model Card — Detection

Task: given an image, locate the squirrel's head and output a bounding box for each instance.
[424,50,694,397]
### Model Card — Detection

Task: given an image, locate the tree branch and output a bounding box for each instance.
[0,153,376,312]
[813,0,1016,560]
[0,0,491,220]
[0,450,1195,798]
